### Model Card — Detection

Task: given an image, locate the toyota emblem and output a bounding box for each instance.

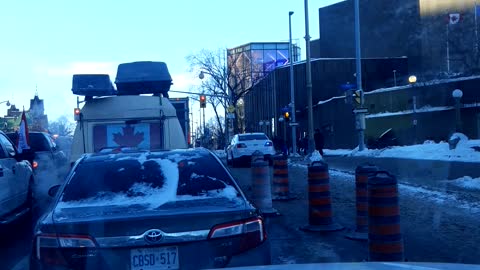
[144,229,163,244]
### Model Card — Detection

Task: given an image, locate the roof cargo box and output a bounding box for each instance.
[72,74,116,96]
[115,61,172,95]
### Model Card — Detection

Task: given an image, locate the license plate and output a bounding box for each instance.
[130,246,179,270]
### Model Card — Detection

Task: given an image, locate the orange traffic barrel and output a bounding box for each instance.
[346,164,378,241]
[368,171,404,261]
[300,161,343,232]
[251,151,278,216]
[272,155,294,201]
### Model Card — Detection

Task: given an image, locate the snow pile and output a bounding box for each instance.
[450,176,480,190]
[324,139,480,162]
[308,150,323,162]
[450,132,469,143]
[324,149,352,156]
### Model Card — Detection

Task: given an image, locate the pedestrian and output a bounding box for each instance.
[297,137,303,154]
[302,135,308,155]
[281,139,288,156]
[314,128,325,156]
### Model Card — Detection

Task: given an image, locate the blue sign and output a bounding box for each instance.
[281,106,291,113]
[341,83,356,91]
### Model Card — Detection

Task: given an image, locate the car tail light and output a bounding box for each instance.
[208,217,266,254]
[32,161,39,170]
[35,233,97,265]
[264,141,273,146]
[236,143,247,148]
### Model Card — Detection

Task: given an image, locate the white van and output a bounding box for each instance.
[70,62,187,164]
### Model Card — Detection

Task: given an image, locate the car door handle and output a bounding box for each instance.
[11,166,15,174]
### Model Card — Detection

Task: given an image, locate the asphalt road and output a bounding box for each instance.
[4,159,480,269]
[0,213,33,270]
[229,161,480,265]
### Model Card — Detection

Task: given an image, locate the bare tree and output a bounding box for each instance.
[186,48,252,136]
[48,116,75,136]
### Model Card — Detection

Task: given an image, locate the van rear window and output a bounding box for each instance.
[93,123,163,152]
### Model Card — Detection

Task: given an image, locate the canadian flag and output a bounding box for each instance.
[17,111,30,154]
[449,13,461,24]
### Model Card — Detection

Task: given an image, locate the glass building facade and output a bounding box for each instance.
[227,42,301,91]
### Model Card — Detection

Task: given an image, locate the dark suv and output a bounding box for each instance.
[6,132,68,172]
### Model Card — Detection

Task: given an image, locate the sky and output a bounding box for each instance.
[0,0,341,129]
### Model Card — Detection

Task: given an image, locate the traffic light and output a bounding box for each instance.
[283,111,290,121]
[354,90,361,105]
[200,95,206,108]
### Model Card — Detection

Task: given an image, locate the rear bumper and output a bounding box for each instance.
[30,240,271,270]
[227,239,271,267]
[233,148,276,159]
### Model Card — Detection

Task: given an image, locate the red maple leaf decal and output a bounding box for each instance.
[113,125,145,147]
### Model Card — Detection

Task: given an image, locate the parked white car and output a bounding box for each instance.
[226,133,276,167]
[0,131,34,225]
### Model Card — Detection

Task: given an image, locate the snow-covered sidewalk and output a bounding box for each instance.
[324,137,480,163]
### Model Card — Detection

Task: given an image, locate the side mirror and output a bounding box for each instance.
[48,185,61,197]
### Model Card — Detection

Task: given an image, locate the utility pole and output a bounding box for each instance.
[304,0,315,154]
[289,11,298,156]
[203,107,206,136]
[354,0,366,151]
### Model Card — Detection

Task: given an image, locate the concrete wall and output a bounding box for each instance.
[244,57,409,146]
[316,0,479,78]
[364,77,480,144]
[244,56,480,149]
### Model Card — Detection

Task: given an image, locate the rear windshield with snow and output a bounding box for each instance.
[238,134,268,141]
[59,151,240,209]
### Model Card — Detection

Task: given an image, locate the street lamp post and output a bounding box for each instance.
[289,11,298,156]
[393,70,397,87]
[265,120,271,138]
[408,75,418,144]
[0,100,11,106]
[199,70,232,148]
[304,0,315,154]
[452,89,463,132]
[259,120,265,133]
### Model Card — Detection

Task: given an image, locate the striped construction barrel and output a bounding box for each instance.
[356,165,378,233]
[272,155,291,200]
[251,154,278,216]
[300,161,342,232]
[368,171,404,261]
[346,164,378,241]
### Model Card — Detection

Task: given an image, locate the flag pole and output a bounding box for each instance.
[447,23,451,74]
